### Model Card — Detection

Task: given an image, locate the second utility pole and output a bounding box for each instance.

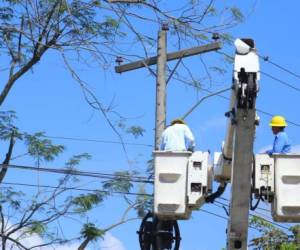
[115,24,222,250]
[153,27,176,250]
[155,28,167,149]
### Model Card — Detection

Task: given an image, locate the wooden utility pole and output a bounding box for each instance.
[115,39,222,147]
[155,29,167,149]
[227,107,256,250]
[116,26,222,250]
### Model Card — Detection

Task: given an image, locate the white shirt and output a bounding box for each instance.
[160,124,195,151]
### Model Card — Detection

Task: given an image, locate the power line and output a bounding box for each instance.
[42,135,153,148]
[255,108,300,127]
[212,201,289,231]
[212,51,300,127]
[199,84,300,127]
[0,181,153,197]
[214,200,273,221]
[261,71,300,93]
[0,164,153,184]
[260,55,300,80]
[215,198,290,230]
[218,197,270,213]
[199,208,228,220]
[218,50,300,93]
[199,208,259,231]
[217,51,300,92]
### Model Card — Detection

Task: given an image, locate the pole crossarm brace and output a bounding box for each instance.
[115,42,222,73]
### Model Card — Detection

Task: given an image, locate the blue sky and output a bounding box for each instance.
[1,0,300,249]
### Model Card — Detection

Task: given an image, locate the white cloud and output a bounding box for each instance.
[3,221,124,250]
[100,232,126,250]
[6,231,82,250]
[4,221,87,250]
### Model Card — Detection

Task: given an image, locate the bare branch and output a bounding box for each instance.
[0,130,16,183]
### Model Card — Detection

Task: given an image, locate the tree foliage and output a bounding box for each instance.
[0,0,245,107]
[0,110,150,249]
[249,216,300,250]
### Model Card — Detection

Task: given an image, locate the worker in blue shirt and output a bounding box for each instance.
[160,118,195,151]
[266,115,291,155]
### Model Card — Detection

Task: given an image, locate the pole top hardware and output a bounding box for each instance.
[212,33,220,41]
[162,23,169,31]
[115,56,123,65]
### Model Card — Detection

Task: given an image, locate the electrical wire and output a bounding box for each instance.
[0,181,153,197]
[218,197,271,213]
[42,135,153,148]
[261,71,300,93]
[260,55,300,80]
[0,164,154,184]
[217,50,300,93]
[199,85,300,127]
[255,108,300,127]
[199,208,228,220]
[215,198,290,230]
[199,208,259,231]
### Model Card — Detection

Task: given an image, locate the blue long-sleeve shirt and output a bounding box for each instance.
[266,131,291,155]
[160,124,195,151]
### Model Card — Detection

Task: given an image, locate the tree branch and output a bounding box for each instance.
[0,235,29,250]
[0,130,16,183]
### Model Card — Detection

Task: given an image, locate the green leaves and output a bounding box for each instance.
[0,111,19,140]
[73,192,105,213]
[126,125,145,138]
[0,188,23,210]
[102,171,136,193]
[26,221,47,236]
[80,223,104,240]
[249,216,299,249]
[134,184,152,217]
[0,7,13,20]
[65,153,92,168]
[24,132,65,161]
[230,7,244,22]
[219,33,234,45]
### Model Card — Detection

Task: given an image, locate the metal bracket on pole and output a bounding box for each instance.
[166,57,183,85]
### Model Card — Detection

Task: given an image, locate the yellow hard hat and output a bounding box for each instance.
[269,115,287,127]
[171,118,186,125]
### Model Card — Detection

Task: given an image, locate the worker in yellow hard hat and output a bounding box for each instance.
[266,115,291,155]
[160,118,195,151]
